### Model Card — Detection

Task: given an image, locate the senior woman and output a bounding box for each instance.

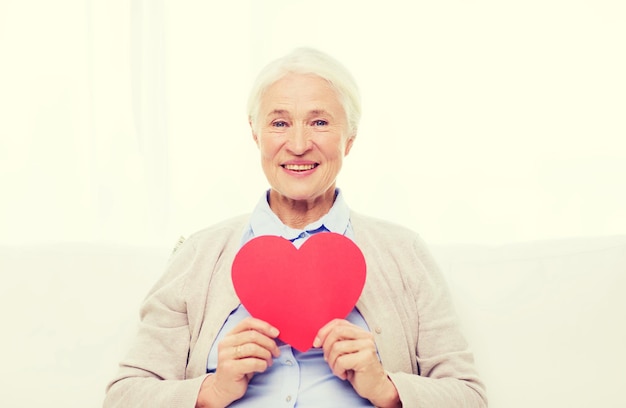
[103,48,487,407]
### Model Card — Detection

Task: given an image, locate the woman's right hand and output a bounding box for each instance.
[195,317,281,408]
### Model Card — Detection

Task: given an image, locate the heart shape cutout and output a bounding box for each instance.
[231,232,366,352]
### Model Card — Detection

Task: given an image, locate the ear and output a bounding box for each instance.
[249,119,259,146]
[344,134,356,156]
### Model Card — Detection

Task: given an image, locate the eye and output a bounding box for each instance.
[272,120,289,128]
[312,119,328,126]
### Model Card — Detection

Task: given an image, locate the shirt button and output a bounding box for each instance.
[375,327,382,334]
[286,395,292,402]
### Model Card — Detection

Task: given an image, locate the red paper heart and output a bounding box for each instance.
[231,232,366,352]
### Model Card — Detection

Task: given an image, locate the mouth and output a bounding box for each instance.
[281,163,319,172]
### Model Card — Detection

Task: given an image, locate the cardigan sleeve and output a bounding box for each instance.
[389,234,487,407]
[103,236,208,408]
[351,212,487,407]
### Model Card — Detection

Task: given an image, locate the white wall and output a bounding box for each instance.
[1,0,625,246]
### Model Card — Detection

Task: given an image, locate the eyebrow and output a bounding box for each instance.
[267,109,333,116]
[308,109,334,119]
[267,109,290,117]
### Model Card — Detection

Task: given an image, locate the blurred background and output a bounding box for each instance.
[1,0,624,247]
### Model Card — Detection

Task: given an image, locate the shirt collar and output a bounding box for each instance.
[249,188,351,241]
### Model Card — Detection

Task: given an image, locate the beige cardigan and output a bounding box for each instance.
[104,213,487,407]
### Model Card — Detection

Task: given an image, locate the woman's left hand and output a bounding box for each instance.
[313,319,401,408]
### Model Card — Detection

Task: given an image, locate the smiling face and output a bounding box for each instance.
[252,73,355,224]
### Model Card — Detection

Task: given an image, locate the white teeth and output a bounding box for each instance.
[284,164,316,171]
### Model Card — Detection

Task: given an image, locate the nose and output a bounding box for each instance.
[286,125,312,155]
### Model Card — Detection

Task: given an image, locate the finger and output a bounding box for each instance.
[237,328,281,358]
[231,317,280,339]
[313,318,351,348]
[319,323,373,361]
[216,341,277,384]
[220,318,281,358]
[231,342,275,366]
[219,331,281,363]
[219,353,273,378]
[326,338,376,376]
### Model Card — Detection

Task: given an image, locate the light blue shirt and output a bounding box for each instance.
[206,189,374,407]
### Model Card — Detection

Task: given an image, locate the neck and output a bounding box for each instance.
[268,188,336,229]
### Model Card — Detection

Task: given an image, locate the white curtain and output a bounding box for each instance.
[0,0,170,245]
[1,0,625,246]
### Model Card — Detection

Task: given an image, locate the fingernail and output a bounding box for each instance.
[313,337,321,348]
[270,327,279,337]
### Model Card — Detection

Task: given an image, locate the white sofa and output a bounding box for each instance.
[1,235,624,407]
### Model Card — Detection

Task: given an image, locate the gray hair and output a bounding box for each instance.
[247,47,362,137]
